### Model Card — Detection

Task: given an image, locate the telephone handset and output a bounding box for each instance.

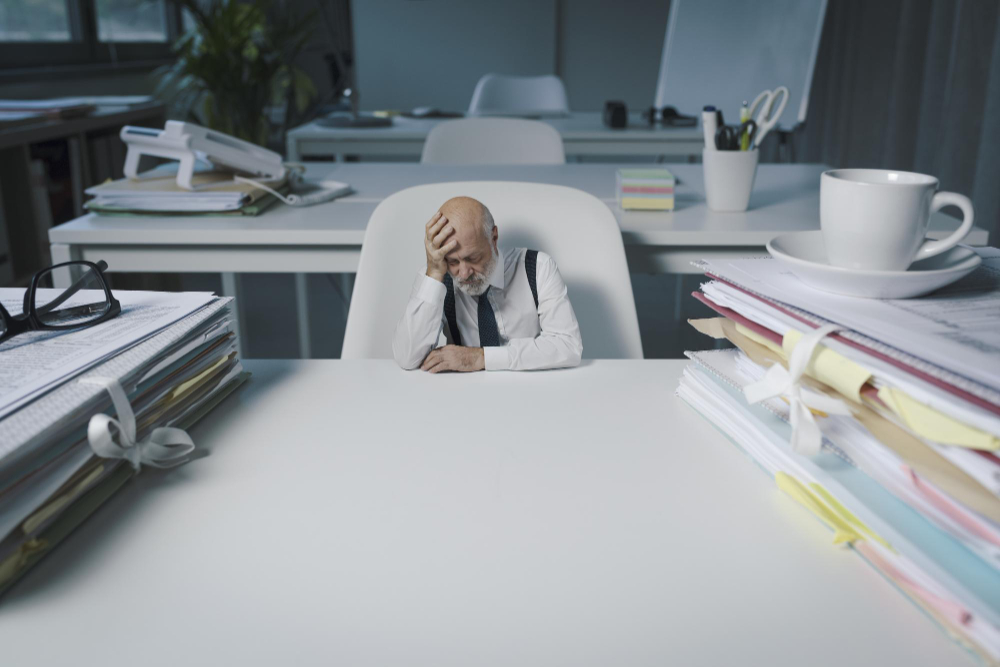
[121,121,286,190]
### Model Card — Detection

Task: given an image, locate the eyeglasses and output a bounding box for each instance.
[0,260,121,344]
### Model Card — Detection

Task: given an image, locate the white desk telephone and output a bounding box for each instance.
[120,121,349,206]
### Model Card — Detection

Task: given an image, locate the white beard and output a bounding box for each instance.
[454,247,498,297]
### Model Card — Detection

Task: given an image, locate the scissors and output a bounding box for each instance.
[714,120,757,150]
[747,86,789,148]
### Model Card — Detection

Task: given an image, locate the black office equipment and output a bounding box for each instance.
[643,106,697,127]
[603,101,628,129]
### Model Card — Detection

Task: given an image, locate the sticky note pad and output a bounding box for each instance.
[617,169,675,211]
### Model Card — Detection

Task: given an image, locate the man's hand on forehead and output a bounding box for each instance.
[424,211,458,282]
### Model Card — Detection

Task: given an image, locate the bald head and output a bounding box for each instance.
[438,196,494,245]
[437,196,499,296]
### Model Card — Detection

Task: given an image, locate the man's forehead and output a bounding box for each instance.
[445,235,486,260]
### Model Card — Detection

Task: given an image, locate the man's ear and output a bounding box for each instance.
[492,226,499,250]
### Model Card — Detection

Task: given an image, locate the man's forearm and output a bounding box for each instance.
[393,274,448,370]
[486,334,583,371]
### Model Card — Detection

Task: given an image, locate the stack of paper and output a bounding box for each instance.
[0,289,247,595]
[677,247,1000,664]
[85,164,287,216]
[616,168,675,210]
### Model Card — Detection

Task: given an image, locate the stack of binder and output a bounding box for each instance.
[677,247,1000,664]
[0,289,247,595]
[85,163,287,216]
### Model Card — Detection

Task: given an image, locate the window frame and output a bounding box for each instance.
[0,0,183,70]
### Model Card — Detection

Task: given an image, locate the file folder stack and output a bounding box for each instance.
[85,168,286,216]
[0,290,247,595]
[616,168,675,211]
[676,248,1000,665]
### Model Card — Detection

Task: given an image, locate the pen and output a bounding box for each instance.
[702,106,718,150]
[739,100,749,150]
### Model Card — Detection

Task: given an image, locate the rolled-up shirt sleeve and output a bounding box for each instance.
[392,272,448,370]
[484,252,583,371]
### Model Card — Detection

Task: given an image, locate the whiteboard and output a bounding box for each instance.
[654,0,827,131]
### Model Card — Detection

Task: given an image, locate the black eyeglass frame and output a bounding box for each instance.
[0,260,121,344]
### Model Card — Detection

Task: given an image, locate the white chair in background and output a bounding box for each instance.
[342,182,642,361]
[467,74,570,117]
[420,118,565,165]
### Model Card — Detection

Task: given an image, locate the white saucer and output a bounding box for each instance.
[766,231,982,299]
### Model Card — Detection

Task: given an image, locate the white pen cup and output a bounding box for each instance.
[820,169,975,271]
[703,148,759,212]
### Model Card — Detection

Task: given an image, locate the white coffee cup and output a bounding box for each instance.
[820,169,974,271]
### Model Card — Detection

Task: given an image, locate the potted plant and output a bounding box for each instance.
[155,0,317,148]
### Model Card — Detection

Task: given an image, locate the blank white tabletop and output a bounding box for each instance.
[50,164,986,249]
[0,360,971,666]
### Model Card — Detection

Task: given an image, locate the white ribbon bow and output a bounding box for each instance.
[743,324,852,456]
[79,376,196,471]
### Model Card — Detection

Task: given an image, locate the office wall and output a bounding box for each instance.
[351,0,558,112]
[557,0,670,112]
[347,0,670,114]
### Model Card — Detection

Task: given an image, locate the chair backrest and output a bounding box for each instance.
[468,74,570,117]
[421,118,565,165]
[342,182,643,361]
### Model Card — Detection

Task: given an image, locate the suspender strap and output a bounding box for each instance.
[443,274,463,346]
[524,249,539,309]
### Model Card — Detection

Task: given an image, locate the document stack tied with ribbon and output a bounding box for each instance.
[0,288,247,595]
[676,247,1000,665]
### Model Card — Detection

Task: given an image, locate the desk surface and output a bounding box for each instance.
[0,360,970,666]
[0,102,165,150]
[289,112,703,142]
[50,164,987,249]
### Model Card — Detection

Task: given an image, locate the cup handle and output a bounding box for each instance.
[916,191,975,261]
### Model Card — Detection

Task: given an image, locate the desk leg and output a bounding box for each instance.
[49,243,80,287]
[286,136,300,162]
[295,273,312,359]
[220,272,246,358]
[338,273,353,318]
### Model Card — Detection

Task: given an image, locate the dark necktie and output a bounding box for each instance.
[478,287,501,347]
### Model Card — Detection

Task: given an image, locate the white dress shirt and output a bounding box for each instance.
[392,246,583,371]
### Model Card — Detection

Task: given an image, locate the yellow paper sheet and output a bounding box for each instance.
[735,323,785,356]
[782,329,872,403]
[879,386,1000,451]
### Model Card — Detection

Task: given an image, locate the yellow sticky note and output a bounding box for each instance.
[783,329,871,403]
[776,472,860,545]
[809,482,893,551]
[879,386,1000,451]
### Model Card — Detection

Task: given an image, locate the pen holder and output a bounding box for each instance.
[703,148,759,212]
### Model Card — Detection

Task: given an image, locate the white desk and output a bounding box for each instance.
[0,360,971,666]
[49,163,989,357]
[286,112,705,162]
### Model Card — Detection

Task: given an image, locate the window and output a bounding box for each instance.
[96,0,168,43]
[0,0,73,41]
[0,0,183,70]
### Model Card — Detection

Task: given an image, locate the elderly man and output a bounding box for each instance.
[392,196,583,372]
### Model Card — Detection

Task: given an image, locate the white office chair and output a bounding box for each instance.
[467,74,570,117]
[342,182,642,360]
[421,118,565,165]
